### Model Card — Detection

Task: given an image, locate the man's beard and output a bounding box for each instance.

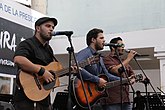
[118,50,124,55]
[40,33,52,41]
[119,53,123,55]
[95,43,103,51]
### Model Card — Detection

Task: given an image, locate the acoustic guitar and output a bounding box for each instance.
[72,74,143,108]
[19,55,99,101]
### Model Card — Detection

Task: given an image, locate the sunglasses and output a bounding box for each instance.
[117,43,125,47]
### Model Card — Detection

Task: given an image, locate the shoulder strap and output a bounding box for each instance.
[47,45,58,62]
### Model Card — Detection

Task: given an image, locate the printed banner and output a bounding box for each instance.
[0,17,33,74]
[0,0,45,75]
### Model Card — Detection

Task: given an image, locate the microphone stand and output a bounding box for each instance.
[157,87,165,95]
[133,57,165,110]
[66,46,74,110]
[114,48,135,110]
[66,34,92,110]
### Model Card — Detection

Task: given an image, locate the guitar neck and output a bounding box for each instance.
[105,78,128,88]
[55,57,97,77]
[104,74,143,89]
[55,68,70,77]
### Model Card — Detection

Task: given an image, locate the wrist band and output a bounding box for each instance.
[37,67,45,76]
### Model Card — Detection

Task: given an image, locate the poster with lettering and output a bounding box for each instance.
[0,0,46,75]
[0,17,33,75]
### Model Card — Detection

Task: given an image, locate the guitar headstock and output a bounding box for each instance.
[87,54,100,65]
[135,73,143,82]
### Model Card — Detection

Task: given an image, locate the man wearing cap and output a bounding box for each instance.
[13,17,59,110]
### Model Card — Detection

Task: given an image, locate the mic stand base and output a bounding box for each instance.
[142,78,150,110]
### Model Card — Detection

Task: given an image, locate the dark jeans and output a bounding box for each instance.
[14,100,51,110]
[102,103,132,110]
[74,104,103,110]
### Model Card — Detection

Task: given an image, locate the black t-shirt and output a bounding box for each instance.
[14,36,55,106]
[14,36,54,66]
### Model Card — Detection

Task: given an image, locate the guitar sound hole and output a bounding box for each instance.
[43,81,55,90]
[97,86,105,92]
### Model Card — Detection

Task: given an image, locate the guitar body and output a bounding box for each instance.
[18,55,100,101]
[72,74,108,108]
[19,62,63,101]
[72,73,143,109]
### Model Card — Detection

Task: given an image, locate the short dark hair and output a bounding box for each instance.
[136,90,141,94]
[86,28,103,46]
[110,37,122,44]
[109,37,122,50]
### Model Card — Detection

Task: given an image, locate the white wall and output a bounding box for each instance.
[47,0,165,36]
[47,0,165,54]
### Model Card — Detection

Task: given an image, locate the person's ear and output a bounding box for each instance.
[111,46,115,51]
[35,26,40,31]
[91,38,96,43]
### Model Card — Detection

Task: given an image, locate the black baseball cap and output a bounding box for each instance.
[35,17,58,28]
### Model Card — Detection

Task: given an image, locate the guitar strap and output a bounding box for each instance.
[92,52,103,75]
[97,62,101,75]
[98,57,104,75]
[30,38,58,62]
[46,44,58,62]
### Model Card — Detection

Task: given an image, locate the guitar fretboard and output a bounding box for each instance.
[105,78,128,88]
[55,55,99,77]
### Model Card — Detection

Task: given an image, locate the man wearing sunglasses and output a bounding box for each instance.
[100,37,136,110]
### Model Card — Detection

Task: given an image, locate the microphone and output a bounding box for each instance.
[51,31,73,36]
[104,43,123,47]
[125,49,141,57]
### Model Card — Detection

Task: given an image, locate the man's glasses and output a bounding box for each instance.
[117,43,125,47]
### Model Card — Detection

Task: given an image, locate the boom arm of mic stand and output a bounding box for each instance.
[133,57,165,109]
[66,35,92,110]
[157,87,165,95]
